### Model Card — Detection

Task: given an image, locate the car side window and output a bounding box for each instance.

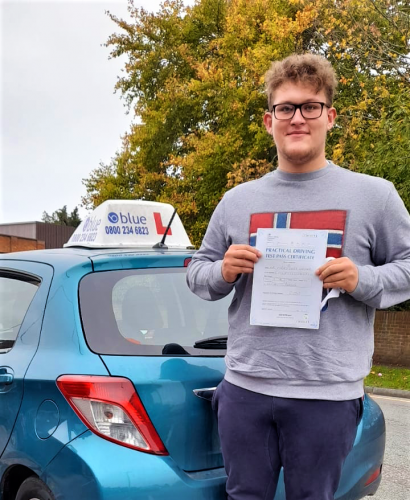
[0,272,40,353]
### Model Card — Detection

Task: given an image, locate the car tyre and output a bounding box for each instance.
[16,477,55,500]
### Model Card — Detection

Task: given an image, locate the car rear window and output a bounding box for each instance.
[79,268,231,356]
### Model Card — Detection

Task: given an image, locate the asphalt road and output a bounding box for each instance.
[368,395,410,500]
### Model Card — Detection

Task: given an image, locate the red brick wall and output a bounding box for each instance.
[374,311,410,367]
[0,234,45,253]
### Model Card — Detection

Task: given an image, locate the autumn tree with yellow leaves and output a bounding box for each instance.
[83,0,410,247]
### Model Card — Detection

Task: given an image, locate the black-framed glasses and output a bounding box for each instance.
[270,102,330,120]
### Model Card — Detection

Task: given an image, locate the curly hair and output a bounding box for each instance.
[264,53,338,111]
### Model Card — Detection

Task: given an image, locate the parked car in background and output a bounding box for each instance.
[0,200,385,500]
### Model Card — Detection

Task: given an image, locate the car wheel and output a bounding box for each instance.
[16,477,55,500]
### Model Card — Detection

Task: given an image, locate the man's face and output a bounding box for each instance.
[263,82,336,172]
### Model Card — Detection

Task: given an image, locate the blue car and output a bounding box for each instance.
[0,201,384,500]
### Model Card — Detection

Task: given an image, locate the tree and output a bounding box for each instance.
[310,0,410,209]
[83,0,410,246]
[42,206,82,228]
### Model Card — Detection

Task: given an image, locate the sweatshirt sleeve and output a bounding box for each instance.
[350,184,410,309]
[186,196,236,301]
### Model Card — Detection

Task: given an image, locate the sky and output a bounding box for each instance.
[1,0,189,223]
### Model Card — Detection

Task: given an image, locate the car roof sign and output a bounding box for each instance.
[64,200,193,249]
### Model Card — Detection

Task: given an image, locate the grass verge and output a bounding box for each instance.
[365,365,410,391]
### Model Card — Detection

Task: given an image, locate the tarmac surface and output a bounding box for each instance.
[367,394,410,500]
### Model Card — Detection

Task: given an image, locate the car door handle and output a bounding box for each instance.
[193,387,216,401]
[0,368,14,385]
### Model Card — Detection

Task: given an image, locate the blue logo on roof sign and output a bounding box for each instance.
[108,212,119,224]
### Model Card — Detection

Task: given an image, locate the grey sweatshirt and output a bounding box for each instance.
[186,162,410,400]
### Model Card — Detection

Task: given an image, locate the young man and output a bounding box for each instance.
[186,53,410,500]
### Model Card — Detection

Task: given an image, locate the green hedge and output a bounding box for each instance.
[385,299,410,312]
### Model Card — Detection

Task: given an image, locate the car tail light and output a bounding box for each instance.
[184,258,192,267]
[57,375,168,455]
[365,465,382,486]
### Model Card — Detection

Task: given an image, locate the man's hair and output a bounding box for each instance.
[264,53,338,111]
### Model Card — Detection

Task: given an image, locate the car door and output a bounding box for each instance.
[0,260,53,456]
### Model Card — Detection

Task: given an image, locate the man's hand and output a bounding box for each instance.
[222,244,262,283]
[315,257,359,293]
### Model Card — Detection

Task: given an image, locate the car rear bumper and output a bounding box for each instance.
[42,430,227,500]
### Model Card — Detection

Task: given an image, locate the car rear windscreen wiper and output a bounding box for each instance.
[194,336,227,349]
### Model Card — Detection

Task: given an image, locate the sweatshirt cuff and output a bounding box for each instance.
[349,265,376,302]
[210,260,236,294]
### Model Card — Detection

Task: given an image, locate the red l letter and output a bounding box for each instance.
[154,212,172,235]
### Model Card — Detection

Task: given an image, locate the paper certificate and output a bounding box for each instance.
[250,229,328,329]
